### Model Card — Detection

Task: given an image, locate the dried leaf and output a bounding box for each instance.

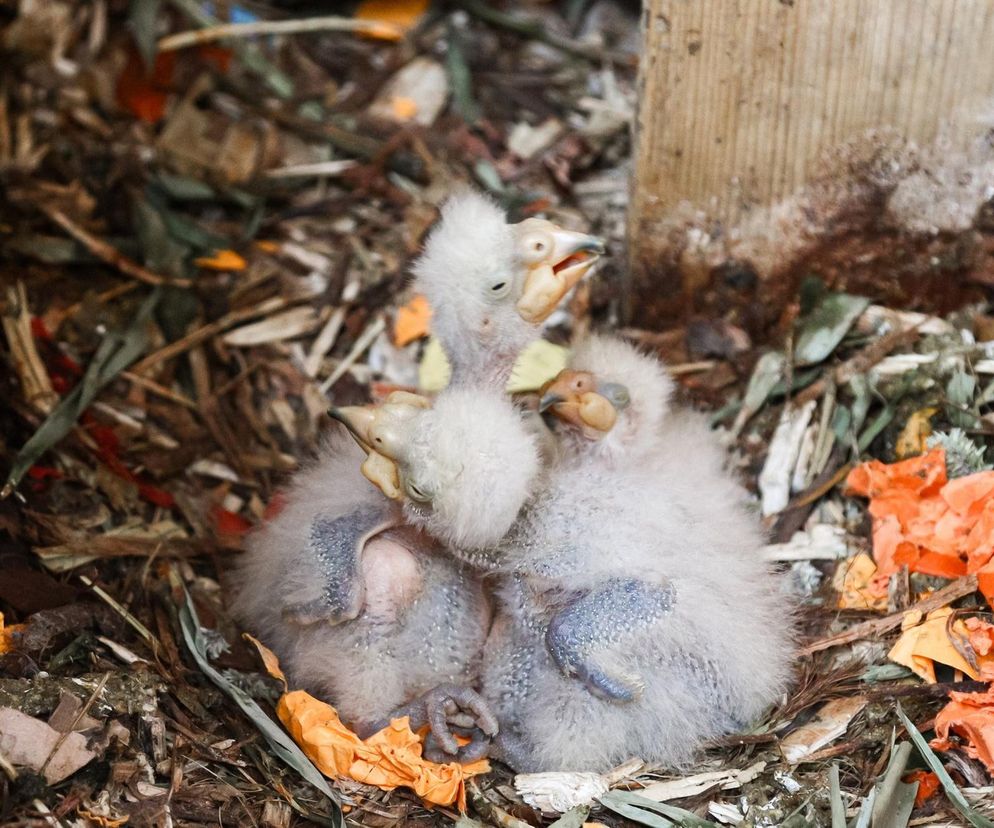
[780,696,867,764]
[0,707,96,783]
[597,791,712,828]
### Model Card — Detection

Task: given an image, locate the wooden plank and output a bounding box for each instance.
[630,0,994,306]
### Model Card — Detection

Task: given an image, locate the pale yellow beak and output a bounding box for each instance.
[329,392,429,499]
[539,370,618,438]
[515,223,604,324]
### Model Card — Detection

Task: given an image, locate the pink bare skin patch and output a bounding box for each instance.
[360,536,423,623]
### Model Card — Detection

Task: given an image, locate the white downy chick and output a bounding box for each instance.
[412,190,603,389]
[231,433,495,749]
[230,192,597,757]
[331,387,542,551]
[469,333,792,772]
[353,333,793,771]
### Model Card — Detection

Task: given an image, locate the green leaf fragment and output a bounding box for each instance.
[896,703,994,828]
[598,791,712,828]
[794,291,870,366]
[178,587,344,824]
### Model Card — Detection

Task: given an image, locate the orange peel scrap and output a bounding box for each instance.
[245,634,487,809]
[834,553,889,610]
[846,449,994,606]
[931,687,994,773]
[194,249,247,271]
[394,294,432,347]
[0,612,25,655]
[354,0,428,40]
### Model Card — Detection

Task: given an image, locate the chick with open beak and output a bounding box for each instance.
[512,218,604,325]
[411,192,603,389]
[538,369,630,439]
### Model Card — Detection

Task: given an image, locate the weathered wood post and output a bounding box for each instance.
[629,0,994,325]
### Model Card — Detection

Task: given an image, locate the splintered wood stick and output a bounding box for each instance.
[801,575,979,656]
[158,16,402,52]
[2,282,57,414]
[38,204,191,289]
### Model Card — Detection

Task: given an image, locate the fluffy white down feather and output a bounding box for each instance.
[228,435,491,729]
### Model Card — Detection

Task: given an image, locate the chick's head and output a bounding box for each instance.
[412,190,603,386]
[540,335,675,459]
[332,388,539,549]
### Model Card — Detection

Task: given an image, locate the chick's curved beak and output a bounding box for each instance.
[517,230,605,324]
[329,404,403,500]
[539,373,617,438]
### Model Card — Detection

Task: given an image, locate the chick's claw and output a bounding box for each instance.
[407,684,498,764]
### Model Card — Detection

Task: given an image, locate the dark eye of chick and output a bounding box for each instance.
[491,282,506,291]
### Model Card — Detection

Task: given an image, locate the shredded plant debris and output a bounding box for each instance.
[3,1,994,826]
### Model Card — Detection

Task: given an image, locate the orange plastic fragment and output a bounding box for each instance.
[846,450,994,606]
[394,294,433,346]
[931,687,994,773]
[355,0,429,39]
[246,635,488,809]
[195,250,247,271]
[902,769,940,807]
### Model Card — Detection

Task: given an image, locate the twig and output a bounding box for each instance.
[130,296,289,375]
[159,16,401,52]
[319,315,386,394]
[122,371,199,411]
[793,324,922,407]
[38,205,190,288]
[801,575,979,656]
[0,746,17,781]
[263,160,359,179]
[2,282,57,414]
[79,575,161,656]
[164,0,294,98]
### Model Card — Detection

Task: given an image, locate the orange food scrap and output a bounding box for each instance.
[355,0,429,39]
[194,250,247,271]
[888,607,994,682]
[834,553,888,610]
[246,635,487,809]
[0,612,25,655]
[394,294,433,347]
[390,96,420,121]
[847,450,994,606]
[254,240,281,254]
[931,687,994,773]
[902,769,940,808]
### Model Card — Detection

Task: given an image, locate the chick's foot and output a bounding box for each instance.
[374,684,498,763]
